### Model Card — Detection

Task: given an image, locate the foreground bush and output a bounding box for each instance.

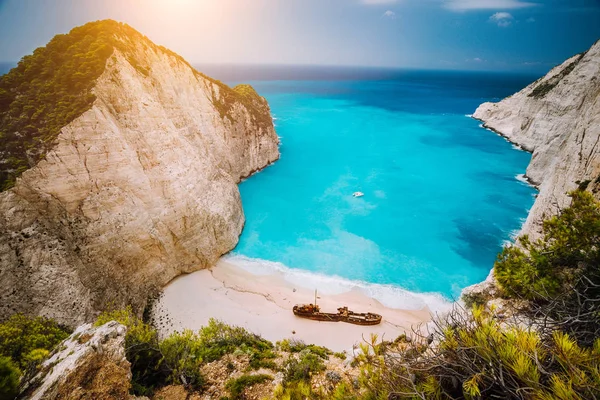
[95,309,277,395]
[95,307,169,395]
[0,314,70,399]
[495,190,600,300]
[193,318,275,366]
[225,374,272,400]
[0,356,20,400]
[355,306,600,399]
[0,314,69,372]
[495,190,600,346]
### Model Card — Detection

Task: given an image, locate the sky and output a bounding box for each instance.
[0,0,598,72]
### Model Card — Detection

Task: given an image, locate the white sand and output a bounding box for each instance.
[151,259,434,352]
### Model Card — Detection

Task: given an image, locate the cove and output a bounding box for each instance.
[201,67,539,308]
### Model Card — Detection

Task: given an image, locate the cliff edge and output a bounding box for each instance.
[474,39,600,237]
[0,20,279,326]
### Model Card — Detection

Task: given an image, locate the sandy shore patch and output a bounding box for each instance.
[151,259,434,352]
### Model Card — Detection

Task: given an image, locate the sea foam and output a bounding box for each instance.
[224,254,453,314]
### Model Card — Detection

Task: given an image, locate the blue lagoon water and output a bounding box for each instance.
[211,67,538,310]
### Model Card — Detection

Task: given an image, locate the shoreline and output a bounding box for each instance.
[460,115,541,298]
[151,259,434,352]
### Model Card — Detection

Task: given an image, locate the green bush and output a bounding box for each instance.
[330,381,357,400]
[0,314,70,371]
[0,356,20,400]
[194,319,275,369]
[273,381,314,400]
[95,307,169,395]
[159,330,205,390]
[495,190,600,300]
[277,339,332,359]
[225,374,272,400]
[283,350,326,384]
[354,305,600,400]
[95,312,275,395]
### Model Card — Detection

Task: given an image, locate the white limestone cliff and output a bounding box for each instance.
[23,321,133,400]
[0,32,279,326]
[462,40,600,301]
[474,39,600,238]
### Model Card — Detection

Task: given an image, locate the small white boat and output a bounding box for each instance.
[353,192,364,198]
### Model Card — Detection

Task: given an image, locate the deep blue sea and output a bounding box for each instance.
[197,65,539,310]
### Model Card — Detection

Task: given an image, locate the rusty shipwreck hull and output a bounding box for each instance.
[293,305,382,326]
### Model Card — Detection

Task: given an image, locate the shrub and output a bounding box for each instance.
[95,307,168,395]
[283,350,326,384]
[273,381,313,400]
[159,330,205,390]
[495,190,600,300]
[0,314,69,371]
[355,305,600,400]
[0,356,20,400]
[277,339,332,359]
[462,290,490,309]
[494,190,600,347]
[225,374,272,400]
[195,319,275,369]
[330,381,357,400]
[95,312,275,395]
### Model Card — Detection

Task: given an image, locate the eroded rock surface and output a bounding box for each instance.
[474,39,600,237]
[0,29,279,326]
[463,40,600,301]
[24,321,131,400]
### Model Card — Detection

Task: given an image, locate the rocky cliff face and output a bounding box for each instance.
[0,23,279,326]
[474,39,600,237]
[23,321,132,400]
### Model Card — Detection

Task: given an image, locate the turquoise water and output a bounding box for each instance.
[215,68,538,309]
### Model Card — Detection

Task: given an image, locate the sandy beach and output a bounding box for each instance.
[151,259,434,352]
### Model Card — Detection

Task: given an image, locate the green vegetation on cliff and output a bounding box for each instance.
[95,308,278,396]
[0,19,271,191]
[0,314,70,398]
[0,20,138,191]
[496,190,600,300]
[529,52,585,99]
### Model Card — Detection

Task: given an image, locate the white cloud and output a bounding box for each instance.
[443,0,537,11]
[466,57,486,63]
[361,0,401,4]
[382,10,397,19]
[526,17,536,22]
[489,12,514,27]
